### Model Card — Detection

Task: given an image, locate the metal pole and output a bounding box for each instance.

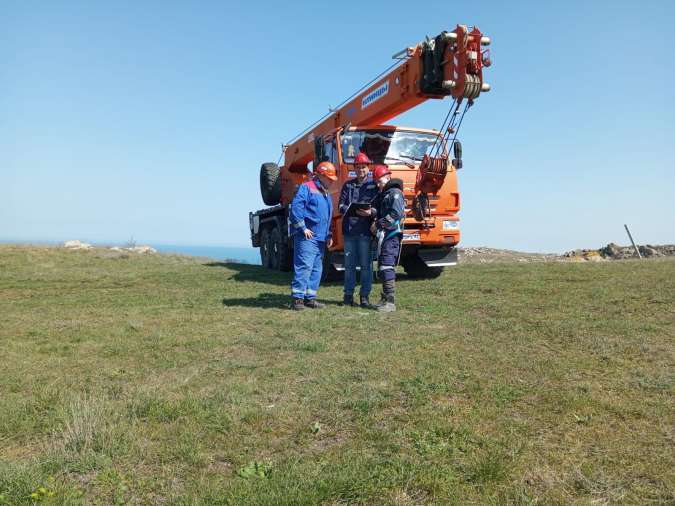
[624,224,642,259]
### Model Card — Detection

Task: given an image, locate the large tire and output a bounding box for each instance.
[260,227,273,268]
[402,255,444,279]
[271,226,292,272]
[260,162,281,206]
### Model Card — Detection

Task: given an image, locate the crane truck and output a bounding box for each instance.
[249,25,491,279]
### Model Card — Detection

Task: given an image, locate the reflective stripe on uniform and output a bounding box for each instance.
[305,288,317,296]
[379,265,395,271]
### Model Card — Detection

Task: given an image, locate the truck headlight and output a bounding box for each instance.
[443,220,459,230]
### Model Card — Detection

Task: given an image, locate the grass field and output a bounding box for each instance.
[0,246,673,505]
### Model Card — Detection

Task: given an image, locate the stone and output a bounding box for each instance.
[63,240,92,250]
[129,246,157,254]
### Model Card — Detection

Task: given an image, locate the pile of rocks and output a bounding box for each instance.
[459,244,674,264]
[564,243,675,261]
[63,241,157,254]
[562,249,606,262]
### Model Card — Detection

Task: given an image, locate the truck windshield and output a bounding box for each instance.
[341,130,441,166]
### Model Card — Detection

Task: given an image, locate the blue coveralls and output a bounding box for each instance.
[374,179,405,289]
[289,178,333,300]
[338,177,379,297]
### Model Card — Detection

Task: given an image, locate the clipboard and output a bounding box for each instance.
[345,202,372,217]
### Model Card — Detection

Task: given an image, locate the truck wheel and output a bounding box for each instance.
[271,226,292,271]
[260,227,273,268]
[260,162,281,206]
[402,256,444,279]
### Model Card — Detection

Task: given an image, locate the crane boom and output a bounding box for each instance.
[283,24,491,172]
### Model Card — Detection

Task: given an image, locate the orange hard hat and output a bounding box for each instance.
[315,161,338,181]
[354,152,371,164]
[373,164,391,180]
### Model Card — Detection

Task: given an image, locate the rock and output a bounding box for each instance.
[129,246,157,254]
[64,240,92,250]
[599,243,622,258]
[639,246,660,258]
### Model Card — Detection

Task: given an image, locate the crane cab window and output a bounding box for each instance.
[341,130,441,166]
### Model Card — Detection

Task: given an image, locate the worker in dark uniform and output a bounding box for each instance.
[338,152,379,308]
[370,164,405,312]
[288,161,337,310]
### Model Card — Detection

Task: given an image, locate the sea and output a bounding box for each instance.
[153,244,261,264]
[0,240,262,265]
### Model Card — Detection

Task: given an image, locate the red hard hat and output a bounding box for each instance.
[354,152,371,164]
[315,161,338,181]
[373,164,391,180]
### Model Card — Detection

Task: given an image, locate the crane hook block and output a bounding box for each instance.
[420,25,489,100]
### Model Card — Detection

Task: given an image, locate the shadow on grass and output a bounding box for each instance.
[221,292,343,309]
[207,261,437,289]
[222,292,290,309]
[205,262,290,286]
[205,261,346,287]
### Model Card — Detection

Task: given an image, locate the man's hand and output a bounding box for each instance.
[327,238,333,248]
[355,208,372,217]
[370,222,376,235]
[303,229,314,240]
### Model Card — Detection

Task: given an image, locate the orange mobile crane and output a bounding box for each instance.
[249,24,491,278]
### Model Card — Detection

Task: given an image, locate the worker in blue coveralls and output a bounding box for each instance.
[338,152,379,308]
[370,164,405,312]
[288,161,338,310]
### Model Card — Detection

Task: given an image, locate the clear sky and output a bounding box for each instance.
[2,0,674,253]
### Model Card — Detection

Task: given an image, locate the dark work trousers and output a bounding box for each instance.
[378,235,401,290]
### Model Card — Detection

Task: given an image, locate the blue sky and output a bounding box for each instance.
[2,0,673,253]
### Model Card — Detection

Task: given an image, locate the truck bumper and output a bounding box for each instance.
[331,247,458,269]
[417,247,458,267]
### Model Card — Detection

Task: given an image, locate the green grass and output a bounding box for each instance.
[0,245,673,505]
